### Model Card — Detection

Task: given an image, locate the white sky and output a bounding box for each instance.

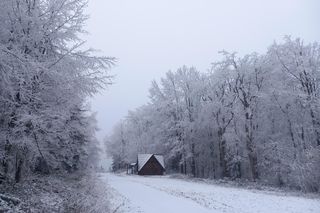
[84,0,320,141]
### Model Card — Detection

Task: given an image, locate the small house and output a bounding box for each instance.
[137,154,165,175]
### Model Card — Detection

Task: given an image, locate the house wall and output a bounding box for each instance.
[138,155,164,175]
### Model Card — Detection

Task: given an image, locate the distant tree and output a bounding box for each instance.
[106,38,320,192]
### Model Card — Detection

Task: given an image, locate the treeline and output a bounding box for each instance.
[106,37,320,192]
[0,0,113,184]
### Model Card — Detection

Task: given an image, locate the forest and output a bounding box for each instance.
[107,37,320,193]
[0,0,319,212]
[0,0,113,211]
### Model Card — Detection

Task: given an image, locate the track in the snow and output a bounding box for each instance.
[101,173,320,213]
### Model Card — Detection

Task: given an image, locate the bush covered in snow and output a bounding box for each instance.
[0,172,111,212]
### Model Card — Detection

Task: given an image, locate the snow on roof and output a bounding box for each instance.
[138,154,165,171]
[154,155,165,169]
[138,154,153,171]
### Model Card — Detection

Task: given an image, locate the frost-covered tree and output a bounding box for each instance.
[106,37,320,192]
[0,0,114,182]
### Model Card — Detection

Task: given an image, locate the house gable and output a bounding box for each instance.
[138,154,165,175]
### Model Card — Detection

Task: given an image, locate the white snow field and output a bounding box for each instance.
[101,173,320,213]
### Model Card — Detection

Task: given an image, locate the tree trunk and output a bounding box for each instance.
[191,143,196,177]
[310,108,320,146]
[14,155,22,183]
[218,128,229,178]
[245,111,259,180]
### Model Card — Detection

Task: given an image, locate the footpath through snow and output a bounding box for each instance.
[100,173,320,213]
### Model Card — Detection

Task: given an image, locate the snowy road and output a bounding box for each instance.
[101,173,320,213]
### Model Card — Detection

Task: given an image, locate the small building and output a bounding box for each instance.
[127,162,137,174]
[137,154,165,175]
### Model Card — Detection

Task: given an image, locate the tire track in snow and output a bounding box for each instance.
[130,179,247,213]
[103,174,320,213]
[105,174,215,213]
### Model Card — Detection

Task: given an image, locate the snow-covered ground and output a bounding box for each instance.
[100,173,320,213]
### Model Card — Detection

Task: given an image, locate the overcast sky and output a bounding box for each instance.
[84,0,320,141]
